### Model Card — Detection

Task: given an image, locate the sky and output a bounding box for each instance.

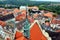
[31,0,60,2]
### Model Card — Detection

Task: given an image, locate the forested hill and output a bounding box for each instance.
[0,0,60,14]
[0,0,60,6]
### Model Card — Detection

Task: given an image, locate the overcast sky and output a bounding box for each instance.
[31,0,60,2]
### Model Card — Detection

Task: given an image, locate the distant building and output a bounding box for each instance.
[20,6,27,11]
[28,6,39,11]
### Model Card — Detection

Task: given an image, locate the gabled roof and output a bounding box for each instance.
[44,12,53,18]
[30,20,47,40]
[30,20,42,31]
